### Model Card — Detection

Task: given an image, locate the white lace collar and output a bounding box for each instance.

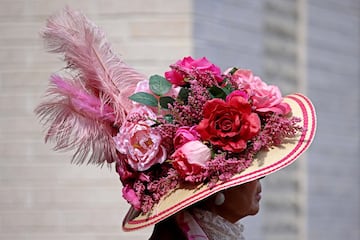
[191,208,245,240]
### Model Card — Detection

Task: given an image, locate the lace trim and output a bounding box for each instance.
[191,208,245,240]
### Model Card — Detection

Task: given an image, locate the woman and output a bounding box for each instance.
[36,8,317,240]
[149,179,262,239]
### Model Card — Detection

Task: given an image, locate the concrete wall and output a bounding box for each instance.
[1,1,359,240]
[193,1,360,240]
[0,1,192,239]
[193,0,264,73]
[307,0,360,239]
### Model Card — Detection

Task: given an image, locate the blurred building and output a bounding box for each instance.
[0,0,359,240]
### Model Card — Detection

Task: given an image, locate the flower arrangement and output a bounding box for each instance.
[36,9,314,223]
[113,56,303,213]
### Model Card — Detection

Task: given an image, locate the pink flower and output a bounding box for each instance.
[113,106,167,171]
[232,69,266,96]
[232,69,290,115]
[171,140,211,178]
[134,79,152,93]
[165,56,222,86]
[122,185,141,210]
[251,83,291,115]
[226,90,249,102]
[173,126,200,149]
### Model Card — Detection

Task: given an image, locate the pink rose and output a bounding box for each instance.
[165,56,222,86]
[173,126,200,149]
[164,69,186,86]
[171,140,211,178]
[113,106,167,171]
[232,69,266,96]
[251,83,291,115]
[225,90,249,102]
[122,185,141,210]
[232,69,254,83]
[232,69,290,115]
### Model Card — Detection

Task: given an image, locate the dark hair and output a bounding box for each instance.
[148,216,187,240]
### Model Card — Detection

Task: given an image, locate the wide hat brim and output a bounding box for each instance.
[122,93,317,231]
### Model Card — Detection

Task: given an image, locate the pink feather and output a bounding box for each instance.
[35,75,118,165]
[41,7,145,124]
[36,7,145,165]
[50,75,116,122]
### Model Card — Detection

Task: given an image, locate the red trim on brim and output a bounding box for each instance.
[123,93,317,231]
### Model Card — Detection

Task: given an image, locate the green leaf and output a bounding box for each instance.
[149,75,172,96]
[178,87,189,103]
[222,83,234,95]
[159,96,175,109]
[228,67,238,75]
[208,86,227,100]
[129,92,158,107]
[164,114,174,123]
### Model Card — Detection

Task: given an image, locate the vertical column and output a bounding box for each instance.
[307,0,360,239]
[262,0,307,240]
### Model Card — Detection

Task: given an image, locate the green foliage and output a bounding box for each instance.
[208,86,227,100]
[159,96,175,109]
[222,83,234,95]
[149,75,172,96]
[228,67,238,75]
[129,92,158,107]
[164,114,174,123]
[178,87,189,103]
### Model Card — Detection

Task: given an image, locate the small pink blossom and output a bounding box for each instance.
[171,140,211,178]
[113,106,167,171]
[173,126,200,149]
[232,69,290,115]
[122,185,141,210]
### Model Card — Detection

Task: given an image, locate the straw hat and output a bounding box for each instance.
[35,8,317,233]
[122,93,316,231]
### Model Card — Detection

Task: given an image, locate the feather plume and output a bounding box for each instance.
[41,7,145,124]
[36,7,145,165]
[35,75,118,164]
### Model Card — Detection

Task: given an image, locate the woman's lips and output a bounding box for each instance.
[256,191,262,201]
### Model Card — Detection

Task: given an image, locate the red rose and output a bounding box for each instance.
[196,95,261,153]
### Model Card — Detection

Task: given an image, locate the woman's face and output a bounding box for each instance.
[214,179,262,223]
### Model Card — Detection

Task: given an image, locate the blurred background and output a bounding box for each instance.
[0,0,359,239]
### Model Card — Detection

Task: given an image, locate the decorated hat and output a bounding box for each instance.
[36,8,317,232]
